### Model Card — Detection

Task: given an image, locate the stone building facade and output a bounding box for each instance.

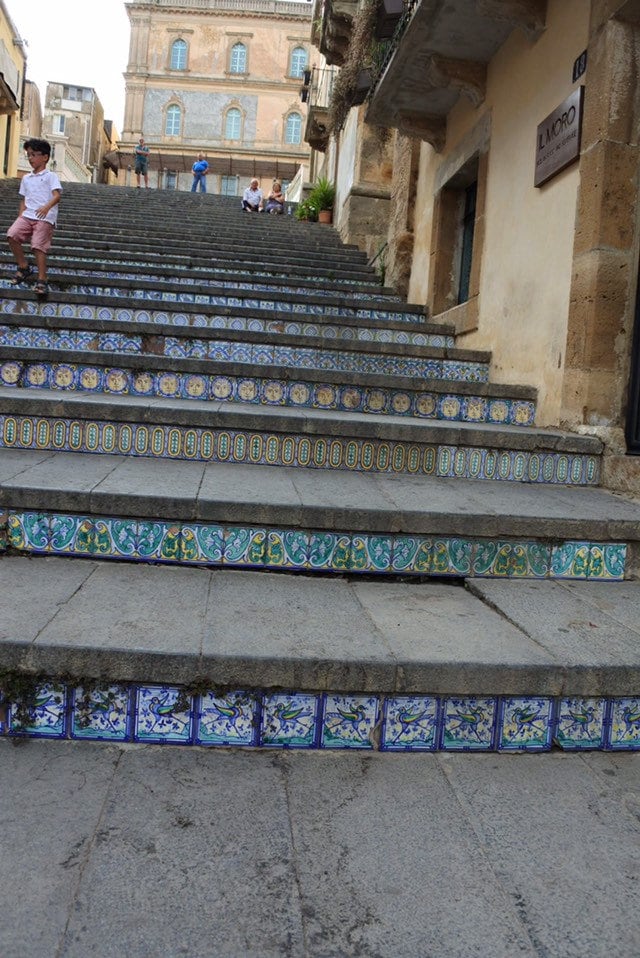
[310,0,640,497]
[41,82,112,183]
[118,0,313,194]
[0,0,25,178]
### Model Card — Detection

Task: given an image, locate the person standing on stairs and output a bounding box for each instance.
[7,138,62,299]
[191,153,209,193]
[134,137,150,188]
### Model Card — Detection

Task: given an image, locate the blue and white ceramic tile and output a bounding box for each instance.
[607,698,640,750]
[196,690,258,746]
[381,696,440,751]
[321,694,379,749]
[497,697,554,751]
[260,692,321,748]
[134,685,193,745]
[555,697,607,750]
[71,684,131,741]
[9,682,67,738]
[441,696,497,751]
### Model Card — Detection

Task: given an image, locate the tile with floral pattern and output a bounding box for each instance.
[381,696,440,751]
[607,698,640,750]
[261,692,320,748]
[196,690,259,746]
[441,696,497,751]
[555,697,607,750]
[134,685,193,744]
[8,681,67,738]
[72,685,131,741]
[321,694,379,749]
[497,697,554,751]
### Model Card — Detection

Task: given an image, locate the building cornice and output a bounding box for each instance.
[125,0,313,20]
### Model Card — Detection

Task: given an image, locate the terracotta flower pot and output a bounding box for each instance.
[318,209,333,224]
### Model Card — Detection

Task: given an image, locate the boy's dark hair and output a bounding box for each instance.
[24,138,51,159]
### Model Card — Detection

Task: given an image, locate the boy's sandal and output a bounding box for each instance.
[10,265,33,285]
[33,280,49,296]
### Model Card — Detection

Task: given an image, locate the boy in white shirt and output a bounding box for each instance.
[7,138,62,297]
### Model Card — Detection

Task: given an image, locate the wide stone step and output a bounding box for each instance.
[1,448,637,579]
[0,388,602,484]
[0,345,536,425]
[1,557,640,751]
[9,238,378,285]
[0,251,403,302]
[0,314,488,385]
[2,274,431,326]
[1,288,449,350]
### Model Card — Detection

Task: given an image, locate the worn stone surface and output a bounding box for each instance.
[1,739,639,958]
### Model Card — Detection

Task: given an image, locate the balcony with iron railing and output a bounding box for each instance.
[365,0,546,149]
[302,65,337,152]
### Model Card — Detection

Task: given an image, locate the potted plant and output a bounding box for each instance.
[294,198,317,222]
[308,177,336,224]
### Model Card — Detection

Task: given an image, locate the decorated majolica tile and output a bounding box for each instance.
[266,530,308,569]
[7,512,51,552]
[134,685,193,744]
[179,523,225,564]
[223,526,267,567]
[497,697,554,751]
[196,690,258,747]
[307,532,349,572]
[381,696,440,751]
[607,698,640,750]
[555,697,607,750]
[391,535,433,574]
[441,696,497,751]
[9,681,67,738]
[72,685,131,741]
[589,543,626,581]
[321,694,379,749]
[261,692,321,748]
[349,535,393,573]
[550,541,591,579]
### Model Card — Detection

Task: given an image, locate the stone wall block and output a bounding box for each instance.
[566,250,631,369]
[582,18,639,149]
[574,140,639,254]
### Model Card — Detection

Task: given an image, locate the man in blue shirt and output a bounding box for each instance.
[191,153,209,193]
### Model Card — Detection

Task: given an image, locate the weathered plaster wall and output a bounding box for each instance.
[408,0,590,426]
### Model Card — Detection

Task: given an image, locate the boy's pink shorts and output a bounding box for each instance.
[7,215,55,253]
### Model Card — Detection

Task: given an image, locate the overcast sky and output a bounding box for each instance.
[8,0,312,133]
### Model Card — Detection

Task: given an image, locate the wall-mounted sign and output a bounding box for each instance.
[573,50,587,82]
[534,87,584,188]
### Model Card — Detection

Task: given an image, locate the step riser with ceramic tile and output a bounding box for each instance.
[1,509,630,582]
[0,351,535,425]
[0,409,600,484]
[0,297,450,348]
[10,282,436,328]
[0,328,489,385]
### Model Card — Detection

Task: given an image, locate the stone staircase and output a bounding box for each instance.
[1,180,640,753]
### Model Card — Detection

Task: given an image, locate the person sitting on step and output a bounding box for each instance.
[242,178,263,212]
[264,180,285,215]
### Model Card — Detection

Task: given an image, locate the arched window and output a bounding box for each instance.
[225,107,242,140]
[290,46,307,79]
[230,42,247,74]
[170,39,187,70]
[165,104,182,136]
[284,112,302,145]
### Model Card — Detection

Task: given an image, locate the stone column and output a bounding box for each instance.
[562,2,640,493]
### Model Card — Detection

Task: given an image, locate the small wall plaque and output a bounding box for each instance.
[534,87,584,188]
